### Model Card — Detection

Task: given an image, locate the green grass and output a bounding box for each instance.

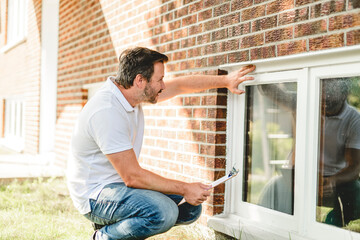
[0,177,223,240]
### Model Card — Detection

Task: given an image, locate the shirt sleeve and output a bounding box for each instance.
[346,114,360,150]
[88,107,133,155]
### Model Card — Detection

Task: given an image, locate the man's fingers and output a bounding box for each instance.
[239,65,256,75]
[238,76,254,83]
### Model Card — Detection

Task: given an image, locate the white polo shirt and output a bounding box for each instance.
[323,103,360,176]
[67,77,144,214]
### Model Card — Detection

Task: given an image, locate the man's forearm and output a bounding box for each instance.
[159,65,255,102]
[126,167,186,195]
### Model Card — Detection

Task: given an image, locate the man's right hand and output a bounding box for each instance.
[183,182,211,206]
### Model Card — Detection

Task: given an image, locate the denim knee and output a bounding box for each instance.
[148,197,179,234]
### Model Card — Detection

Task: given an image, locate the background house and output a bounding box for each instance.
[1,0,360,239]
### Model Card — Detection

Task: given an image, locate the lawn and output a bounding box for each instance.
[0,177,225,240]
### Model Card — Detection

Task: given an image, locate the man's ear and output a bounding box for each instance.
[134,74,146,88]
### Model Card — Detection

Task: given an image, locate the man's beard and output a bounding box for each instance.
[144,85,161,104]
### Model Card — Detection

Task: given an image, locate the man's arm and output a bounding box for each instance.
[323,148,360,196]
[158,65,255,102]
[106,149,210,205]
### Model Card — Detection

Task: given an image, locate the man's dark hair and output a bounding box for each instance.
[114,47,168,89]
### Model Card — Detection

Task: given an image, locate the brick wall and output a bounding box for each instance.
[57,0,360,222]
[0,0,42,154]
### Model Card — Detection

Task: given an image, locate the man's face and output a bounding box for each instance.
[323,79,348,116]
[143,62,165,104]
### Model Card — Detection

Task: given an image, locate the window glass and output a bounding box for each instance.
[243,83,297,215]
[317,76,360,232]
[7,0,27,44]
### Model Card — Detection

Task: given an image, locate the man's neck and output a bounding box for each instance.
[112,79,139,107]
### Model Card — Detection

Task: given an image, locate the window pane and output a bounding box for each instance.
[317,77,360,232]
[243,83,297,215]
[7,0,26,43]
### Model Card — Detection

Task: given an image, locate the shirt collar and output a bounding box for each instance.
[106,76,134,112]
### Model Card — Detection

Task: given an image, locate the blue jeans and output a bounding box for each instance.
[84,182,202,240]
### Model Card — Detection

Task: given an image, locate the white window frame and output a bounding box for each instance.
[83,82,104,100]
[208,45,360,240]
[2,97,25,152]
[2,0,27,52]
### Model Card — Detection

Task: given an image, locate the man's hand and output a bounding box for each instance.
[226,65,256,95]
[183,182,211,206]
[323,176,336,197]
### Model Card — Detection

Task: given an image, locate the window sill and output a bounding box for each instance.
[0,137,24,153]
[208,214,307,240]
[1,37,27,53]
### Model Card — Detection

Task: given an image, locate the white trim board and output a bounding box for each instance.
[220,45,360,74]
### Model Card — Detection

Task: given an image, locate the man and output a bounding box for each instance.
[67,47,255,240]
[320,78,360,227]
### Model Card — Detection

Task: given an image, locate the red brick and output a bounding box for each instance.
[310,0,346,18]
[329,13,360,31]
[189,24,203,36]
[215,145,226,155]
[173,50,187,60]
[181,37,196,48]
[279,7,309,26]
[251,45,276,60]
[224,39,240,51]
[200,144,215,155]
[184,96,201,106]
[198,9,213,22]
[231,0,253,11]
[228,50,250,63]
[193,132,207,143]
[349,0,360,9]
[204,0,223,8]
[197,33,211,44]
[265,26,293,43]
[228,22,251,37]
[309,33,344,51]
[201,96,217,105]
[174,6,189,18]
[189,1,203,13]
[195,58,207,68]
[182,14,197,27]
[347,29,360,46]
[295,19,327,38]
[296,0,321,7]
[252,16,278,32]
[214,157,226,168]
[214,3,230,17]
[277,40,307,56]
[220,13,241,27]
[173,28,188,40]
[208,55,227,67]
[204,19,220,31]
[216,95,227,106]
[193,108,206,118]
[267,0,294,15]
[241,5,266,21]
[180,59,195,70]
[241,33,264,48]
[212,29,228,41]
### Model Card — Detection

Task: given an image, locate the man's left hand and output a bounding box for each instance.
[226,65,256,94]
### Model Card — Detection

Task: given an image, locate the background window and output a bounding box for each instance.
[317,76,360,232]
[7,0,27,44]
[243,82,297,215]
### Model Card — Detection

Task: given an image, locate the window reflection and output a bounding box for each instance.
[317,77,360,232]
[243,83,297,215]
